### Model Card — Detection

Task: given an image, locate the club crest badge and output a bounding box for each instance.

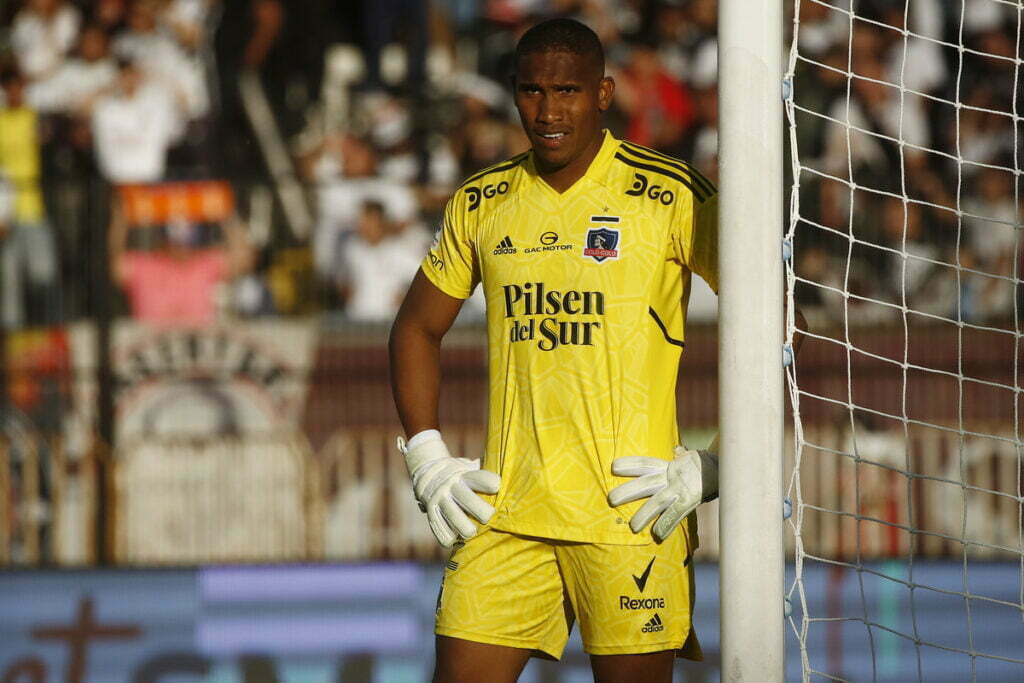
[583,227,620,263]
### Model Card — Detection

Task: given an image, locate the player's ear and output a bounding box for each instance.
[597,75,615,112]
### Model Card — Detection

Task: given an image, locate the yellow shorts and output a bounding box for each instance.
[435,527,702,659]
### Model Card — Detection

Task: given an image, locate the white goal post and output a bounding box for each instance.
[718,0,786,680]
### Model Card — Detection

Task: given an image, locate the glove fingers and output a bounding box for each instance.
[651,499,694,541]
[426,505,458,548]
[607,473,666,507]
[439,495,479,540]
[462,469,501,494]
[611,456,667,477]
[630,491,676,533]
[414,460,453,502]
[450,480,496,524]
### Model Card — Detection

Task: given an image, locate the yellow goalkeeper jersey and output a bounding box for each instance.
[422,131,718,545]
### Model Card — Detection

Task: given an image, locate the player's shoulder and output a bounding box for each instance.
[611,139,717,207]
[448,151,530,218]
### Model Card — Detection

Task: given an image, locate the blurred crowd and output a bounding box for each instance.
[791,0,1021,328]
[0,0,1019,331]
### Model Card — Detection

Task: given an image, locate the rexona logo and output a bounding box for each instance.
[466,181,510,211]
[503,281,604,351]
[642,613,665,633]
[625,172,675,205]
[619,596,666,611]
[493,236,516,255]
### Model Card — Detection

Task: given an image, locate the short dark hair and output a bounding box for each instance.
[515,18,605,76]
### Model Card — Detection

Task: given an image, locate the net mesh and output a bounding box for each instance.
[784,0,1024,679]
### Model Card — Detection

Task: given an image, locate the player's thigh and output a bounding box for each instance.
[435,528,572,659]
[433,634,532,683]
[590,649,676,683]
[556,529,700,658]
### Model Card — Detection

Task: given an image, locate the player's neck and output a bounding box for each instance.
[536,132,605,193]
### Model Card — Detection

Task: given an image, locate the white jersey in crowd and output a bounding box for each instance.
[314,176,418,278]
[341,226,429,322]
[11,4,81,80]
[92,83,182,184]
[28,58,117,114]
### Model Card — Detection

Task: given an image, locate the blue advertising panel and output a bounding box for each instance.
[1,562,1021,681]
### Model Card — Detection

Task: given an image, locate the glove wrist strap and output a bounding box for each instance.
[406,429,442,450]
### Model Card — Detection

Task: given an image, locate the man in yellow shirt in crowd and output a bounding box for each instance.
[0,67,58,329]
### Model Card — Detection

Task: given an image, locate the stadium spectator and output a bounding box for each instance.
[10,0,81,82]
[877,196,948,316]
[794,0,846,57]
[90,57,186,184]
[949,84,1014,173]
[159,0,213,53]
[112,0,209,120]
[448,73,528,179]
[364,92,460,192]
[877,1,947,96]
[337,200,428,322]
[0,68,60,329]
[688,83,718,182]
[108,206,254,326]
[27,23,117,115]
[614,39,694,153]
[961,164,1018,322]
[91,0,129,34]
[360,0,429,93]
[822,56,930,186]
[311,134,419,291]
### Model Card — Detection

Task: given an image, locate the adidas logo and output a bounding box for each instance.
[641,613,665,633]
[445,559,459,571]
[493,236,517,255]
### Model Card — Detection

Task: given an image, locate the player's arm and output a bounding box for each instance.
[389,270,501,548]
[389,269,463,436]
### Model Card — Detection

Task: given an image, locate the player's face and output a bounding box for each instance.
[514,50,614,188]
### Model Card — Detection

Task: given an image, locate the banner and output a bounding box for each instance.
[110,319,316,441]
[1,562,1021,682]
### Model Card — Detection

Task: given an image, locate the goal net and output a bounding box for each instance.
[784,0,1023,679]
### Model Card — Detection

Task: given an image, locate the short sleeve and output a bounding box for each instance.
[421,195,478,299]
[689,190,718,294]
[671,188,718,295]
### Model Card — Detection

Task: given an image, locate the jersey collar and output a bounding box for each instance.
[526,129,619,198]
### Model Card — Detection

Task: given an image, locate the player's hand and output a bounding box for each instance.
[398,433,501,548]
[607,446,719,541]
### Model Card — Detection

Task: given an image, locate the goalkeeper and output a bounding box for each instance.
[390,18,720,683]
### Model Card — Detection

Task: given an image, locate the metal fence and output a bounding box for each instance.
[2,320,1019,566]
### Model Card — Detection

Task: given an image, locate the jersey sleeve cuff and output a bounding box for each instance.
[421,262,473,300]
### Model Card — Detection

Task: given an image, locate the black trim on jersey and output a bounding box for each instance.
[620,141,717,197]
[614,153,705,203]
[459,153,528,189]
[591,216,620,223]
[649,307,685,348]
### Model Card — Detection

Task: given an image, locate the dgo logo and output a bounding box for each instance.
[466,181,510,211]
[625,173,675,205]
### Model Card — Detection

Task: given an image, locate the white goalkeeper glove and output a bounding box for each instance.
[398,431,501,548]
[607,444,719,542]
